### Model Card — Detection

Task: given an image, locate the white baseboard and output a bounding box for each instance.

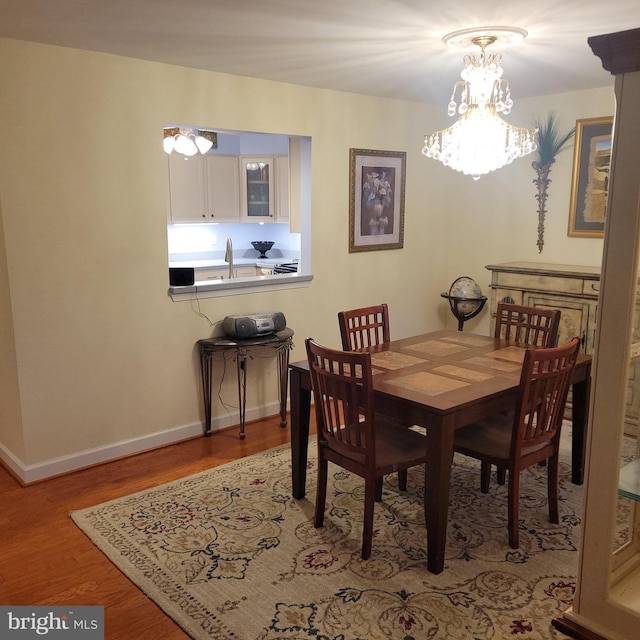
[0,400,285,485]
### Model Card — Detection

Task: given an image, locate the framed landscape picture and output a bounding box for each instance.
[349,148,406,252]
[568,116,613,238]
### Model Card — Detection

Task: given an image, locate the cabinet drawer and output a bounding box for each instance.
[235,267,257,278]
[582,279,601,296]
[195,268,226,281]
[494,271,584,295]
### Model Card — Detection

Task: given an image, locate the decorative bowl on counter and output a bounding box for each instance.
[251,241,275,259]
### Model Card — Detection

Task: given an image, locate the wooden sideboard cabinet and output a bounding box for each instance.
[485,262,601,353]
[485,262,638,437]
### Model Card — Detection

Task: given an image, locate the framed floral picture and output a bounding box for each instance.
[568,116,613,238]
[349,148,406,252]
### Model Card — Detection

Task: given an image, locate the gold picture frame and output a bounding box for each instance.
[568,116,613,238]
[349,148,406,252]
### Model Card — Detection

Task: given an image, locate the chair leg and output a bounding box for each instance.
[497,466,506,485]
[547,455,560,524]
[480,461,491,493]
[314,454,328,528]
[508,467,520,549]
[362,477,377,559]
[375,476,383,501]
[398,469,408,491]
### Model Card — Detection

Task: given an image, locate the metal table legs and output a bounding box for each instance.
[234,344,290,438]
[200,350,214,437]
[236,349,249,438]
[198,331,293,438]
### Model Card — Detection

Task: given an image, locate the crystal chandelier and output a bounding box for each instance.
[422,30,537,180]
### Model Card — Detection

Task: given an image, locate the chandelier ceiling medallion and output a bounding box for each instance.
[422,26,537,180]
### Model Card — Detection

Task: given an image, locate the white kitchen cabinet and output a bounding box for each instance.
[167,154,240,223]
[205,155,240,222]
[194,267,226,281]
[167,154,207,223]
[169,154,288,224]
[235,266,258,278]
[194,265,262,281]
[240,156,275,221]
[275,154,289,223]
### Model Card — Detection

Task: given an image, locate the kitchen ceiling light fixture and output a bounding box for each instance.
[163,127,216,156]
[422,27,537,180]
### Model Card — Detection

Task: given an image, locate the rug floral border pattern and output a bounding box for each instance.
[73,436,592,639]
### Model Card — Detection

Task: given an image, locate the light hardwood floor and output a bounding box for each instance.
[0,415,310,639]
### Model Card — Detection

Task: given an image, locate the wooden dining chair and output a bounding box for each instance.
[492,302,563,486]
[338,303,410,491]
[338,303,390,351]
[494,302,561,347]
[453,337,580,549]
[306,338,428,559]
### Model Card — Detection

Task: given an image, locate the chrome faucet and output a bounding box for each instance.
[224,237,234,279]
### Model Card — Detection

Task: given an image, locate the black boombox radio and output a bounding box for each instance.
[222,312,286,339]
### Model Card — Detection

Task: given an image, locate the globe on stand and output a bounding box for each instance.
[441,276,487,331]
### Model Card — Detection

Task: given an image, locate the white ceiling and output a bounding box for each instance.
[1,0,638,104]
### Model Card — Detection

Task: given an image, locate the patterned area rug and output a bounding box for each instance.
[72,432,591,640]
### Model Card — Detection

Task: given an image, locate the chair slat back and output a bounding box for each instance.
[494,302,561,348]
[338,304,390,351]
[512,337,580,457]
[306,338,375,462]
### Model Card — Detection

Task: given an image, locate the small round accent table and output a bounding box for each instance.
[197,327,294,438]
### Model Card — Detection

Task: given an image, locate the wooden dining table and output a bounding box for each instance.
[288,329,592,575]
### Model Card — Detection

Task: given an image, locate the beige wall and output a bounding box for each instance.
[0,38,612,480]
[0,196,24,463]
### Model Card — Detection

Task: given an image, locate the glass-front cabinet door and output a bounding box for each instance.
[610,247,640,603]
[240,156,275,220]
[553,27,640,640]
